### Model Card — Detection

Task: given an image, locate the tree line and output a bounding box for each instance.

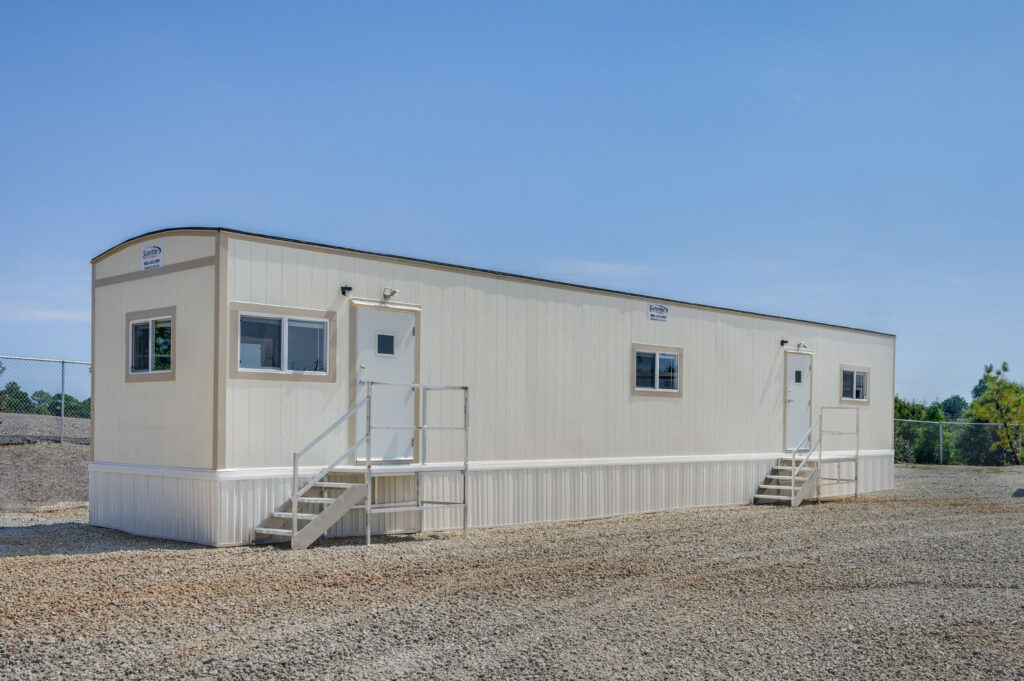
[0,361,92,419]
[896,363,1024,466]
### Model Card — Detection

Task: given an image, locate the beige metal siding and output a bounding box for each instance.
[94,233,216,280]
[93,260,216,468]
[225,236,894,470]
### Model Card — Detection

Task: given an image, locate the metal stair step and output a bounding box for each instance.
[270,511,318,520]
[295,496,335,504]
[753,493,795,501]
[310,482,356,489]
[254,527,293,536]
[758,484,801,491]
[765,474,811,481]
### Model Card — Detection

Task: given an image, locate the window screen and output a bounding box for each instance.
[240,316,281,369]
[658,353,679,390]
[377,333,395,356]
[288,319,327,371]
[635,352,656,389]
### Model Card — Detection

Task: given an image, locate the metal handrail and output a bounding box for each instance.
[295,396,369,459]
[362,381,470,546]
[789,418,823,501]
[286,381,471,544]
[292,395,372,538]
[793,406,862,503]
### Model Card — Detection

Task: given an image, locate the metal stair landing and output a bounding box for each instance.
[754,406,861,508]
[253,381,470,549]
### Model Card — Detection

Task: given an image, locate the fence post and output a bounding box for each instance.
[60,360,66,443]
[938,421,943,465]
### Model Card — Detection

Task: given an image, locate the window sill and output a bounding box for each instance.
[126,370,175,383]
[238,368,328,375]
[231,367,335,383]
[631,387,682,398]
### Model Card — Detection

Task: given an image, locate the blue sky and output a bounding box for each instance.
[1,2,1021,402]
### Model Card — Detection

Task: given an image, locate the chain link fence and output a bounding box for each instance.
[0,355,91,444]
[895,418,1023,466]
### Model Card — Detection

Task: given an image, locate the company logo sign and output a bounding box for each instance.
[648,303,669,322]
[142,244,163,270]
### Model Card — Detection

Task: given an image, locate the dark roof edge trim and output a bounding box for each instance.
[93,226,895,339]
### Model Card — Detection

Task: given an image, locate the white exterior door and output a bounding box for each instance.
[355,306,416,461]
[785,352,812,451]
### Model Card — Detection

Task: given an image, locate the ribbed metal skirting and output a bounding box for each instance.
[88,453,894,546]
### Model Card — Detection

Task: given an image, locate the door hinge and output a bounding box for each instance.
[412,326,415,336]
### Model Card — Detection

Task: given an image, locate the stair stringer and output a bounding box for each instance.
[291,483,368,550]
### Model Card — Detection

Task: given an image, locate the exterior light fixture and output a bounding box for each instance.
[382,288,399,300]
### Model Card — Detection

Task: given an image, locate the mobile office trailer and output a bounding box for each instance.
[89,228,894,547]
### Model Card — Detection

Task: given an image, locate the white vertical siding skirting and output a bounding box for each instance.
[88,452,894,547]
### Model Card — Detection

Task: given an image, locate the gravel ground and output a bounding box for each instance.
[0,441,91,511]
[0,412,90,444]
[1,464,1023,680]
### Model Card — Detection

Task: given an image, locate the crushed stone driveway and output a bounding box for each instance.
[1,464,1023,680]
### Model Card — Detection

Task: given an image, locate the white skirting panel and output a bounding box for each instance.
[89,452,894,547]
[89,468,219,545]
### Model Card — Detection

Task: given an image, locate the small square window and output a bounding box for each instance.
[634,347,680,393]
[377,334,395,356]
[129,316,173,375]
[841,369,869,401]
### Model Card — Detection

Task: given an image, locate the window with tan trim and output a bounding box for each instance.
[632,344,682,395]
[129,317,172,374]
[238,313,328,374]
[841,368,869,402]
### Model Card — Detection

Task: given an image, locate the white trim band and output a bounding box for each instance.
[89,450,893,481]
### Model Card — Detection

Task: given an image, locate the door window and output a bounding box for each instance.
[377,334,396,356]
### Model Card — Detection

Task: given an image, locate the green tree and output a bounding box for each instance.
[940,395,968,421]
[972,363,1024,465]
[950,405,1001,465]
[907,402,949,464]
[73,397,91,419]
[971,377,988,400]
[895,396,927,420]
[30,390,53,415]
[0,382,32,414]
